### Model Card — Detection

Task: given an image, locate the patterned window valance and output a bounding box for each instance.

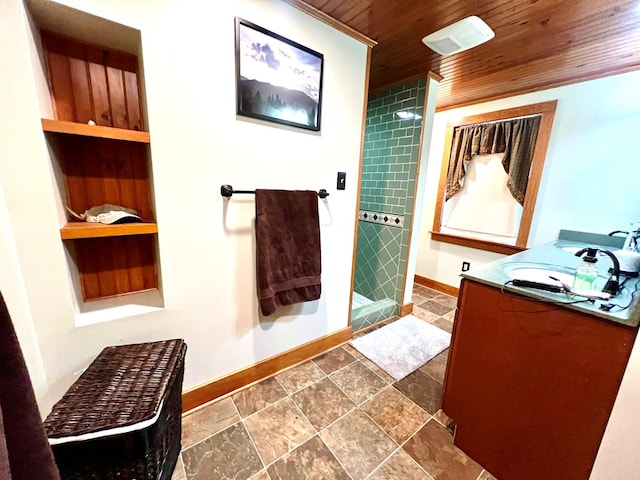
[445,115,541,205]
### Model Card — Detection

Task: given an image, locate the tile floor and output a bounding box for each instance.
[171,285,496,480]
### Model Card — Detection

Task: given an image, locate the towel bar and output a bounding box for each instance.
[221,184,329,199]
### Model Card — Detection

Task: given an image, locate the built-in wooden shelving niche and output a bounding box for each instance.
[41,31,159,301]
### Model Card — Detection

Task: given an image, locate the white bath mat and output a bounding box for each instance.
[350,315,451,381]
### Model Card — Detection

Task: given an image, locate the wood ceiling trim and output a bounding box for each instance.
[428,71,445,83]
[369,71,444,95]
[282,0,377,47]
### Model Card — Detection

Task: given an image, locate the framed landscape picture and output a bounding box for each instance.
[235,18,324,131]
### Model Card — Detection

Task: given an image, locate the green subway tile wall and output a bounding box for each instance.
[354,78,427,307]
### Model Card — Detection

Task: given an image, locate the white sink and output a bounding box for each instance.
[500,262,576,286]
[552,241,584,254]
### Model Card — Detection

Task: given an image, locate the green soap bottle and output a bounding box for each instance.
[573,255,598,291]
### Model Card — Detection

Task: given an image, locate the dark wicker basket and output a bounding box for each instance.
[44,339,187,480]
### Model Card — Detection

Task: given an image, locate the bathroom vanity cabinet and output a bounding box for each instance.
[442,279,637,480]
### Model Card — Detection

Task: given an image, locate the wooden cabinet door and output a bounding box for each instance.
[442,279,637,480]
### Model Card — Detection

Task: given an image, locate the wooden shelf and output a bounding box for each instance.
[60,222,158,240]
[42,32,159,301]
[42,119,150,143]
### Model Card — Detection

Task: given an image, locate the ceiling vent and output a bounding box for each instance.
[421,16,495,56]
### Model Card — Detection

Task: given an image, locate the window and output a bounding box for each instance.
[431,100,557,255]
[442,152,522,239]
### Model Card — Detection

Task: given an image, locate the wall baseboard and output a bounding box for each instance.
[399,302,414,316]
[182,326,352,413]
[414,274,460,297]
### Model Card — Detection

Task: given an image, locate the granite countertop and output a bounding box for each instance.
[461,231,640,328]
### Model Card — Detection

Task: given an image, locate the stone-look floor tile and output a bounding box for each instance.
[267,435,350,480]
[330,360,387,405]
[291,377,355,430]
[361,386,429,444]
[412,285,429,296]
[320,409,397,480]
[232,377,287,418]
[433,409,456,434]
[477,470,498,480]
[394,369,443,414]
[432,318,453,334]
[426,288,446,297]
[419,351,448,384]
[412,305,439,323]
[412,293,427,305]
[443,309,456,321]
[276,361,326,394]
[171,455,186,480]
[358,356,395,383]
[413,285,439,299]
[433,294,458,309]
[182,422,262,480]
[243,397,316,465]
[181,398,240,448]
[368,449,433,480]
[403,420,482,480]
[343,344,365,360]
[417,300,453,316]
[313,346,357,374]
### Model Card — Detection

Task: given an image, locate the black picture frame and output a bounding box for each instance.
[235,17,324,131]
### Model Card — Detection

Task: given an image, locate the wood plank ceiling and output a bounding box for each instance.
[299,0,640,110]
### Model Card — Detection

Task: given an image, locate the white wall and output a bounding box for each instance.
[591,336,640,479]
[415,70,640,287]
[0,0,367,414]
[404,74,439,304]
[0,0,63,410]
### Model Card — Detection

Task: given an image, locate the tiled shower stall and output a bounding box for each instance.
[352,78,427,330]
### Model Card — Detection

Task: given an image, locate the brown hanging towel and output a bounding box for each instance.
[0,291,60,480]
[255,190,322,316]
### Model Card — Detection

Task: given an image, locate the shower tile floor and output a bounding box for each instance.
[172,285,496,480]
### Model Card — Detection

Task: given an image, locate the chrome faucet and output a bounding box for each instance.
[626,229,640,252]
[575,247,620,296]
[609,225,640,252]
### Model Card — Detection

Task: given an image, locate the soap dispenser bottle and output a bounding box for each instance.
[573,248,599,291]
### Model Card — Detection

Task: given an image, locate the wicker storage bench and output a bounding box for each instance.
[43,339,187,480]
